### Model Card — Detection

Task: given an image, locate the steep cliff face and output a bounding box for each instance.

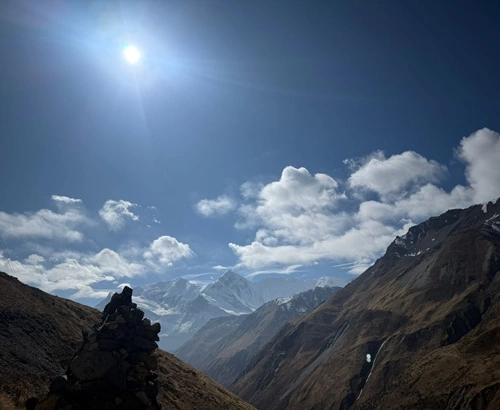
[176,286,340,387]
[231,199,500,410]
[0,272,254,410]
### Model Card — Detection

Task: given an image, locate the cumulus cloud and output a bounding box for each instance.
[0,207,88,242]
[348,150,447,197]
[99,200,139,231]
[144,235,194,268]
[0,253,114,295]
[0,234,193,298]
[259,166,344,213]
[228,129,500,272]
[457,128,500,203]
[195,195,237,217]
[85,249,145,278]
[236,166,347,243]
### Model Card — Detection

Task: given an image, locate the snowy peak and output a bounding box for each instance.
[218,270,247,285]
[202,270,264,314]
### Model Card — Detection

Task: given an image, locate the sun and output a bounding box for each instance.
[123,45,141,64]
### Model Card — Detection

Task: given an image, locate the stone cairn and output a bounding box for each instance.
[31,286,161,410]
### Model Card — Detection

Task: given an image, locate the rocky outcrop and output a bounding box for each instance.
[33,287,161,410]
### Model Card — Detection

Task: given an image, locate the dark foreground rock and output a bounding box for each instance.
[33,286,161,410]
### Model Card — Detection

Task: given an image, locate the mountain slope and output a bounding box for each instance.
[0,271,254,410]
[231,200,500,410]
[176,286,340,387]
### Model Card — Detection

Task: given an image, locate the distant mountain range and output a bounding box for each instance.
[231,199,500,410]
[175,285,341,387]
[97,271,340,351]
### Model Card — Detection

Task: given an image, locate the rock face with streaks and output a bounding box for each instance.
[33,286,161,410]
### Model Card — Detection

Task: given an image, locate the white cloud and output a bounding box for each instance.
[0,253,112,294]
[25,254,46,265]
[457,128,500,203]
[259,166,344,213]
[195,195,237,217]
[348,150,447,197]
[229,219,406,269]
[70,286,112,300]
[99,200,139,231]
[240,182,263,199]
[51,195,82,205]
[144,235,194,268]
[236,167,347,242]
[229,130,500,272]
[229,166,364,269]
[0,235,193,299]
[84,249,145,278]
[0,207,88,242]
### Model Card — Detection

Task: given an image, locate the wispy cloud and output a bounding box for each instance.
[195,195,237,217]
[99,199,139,231]
[51,195,82,205]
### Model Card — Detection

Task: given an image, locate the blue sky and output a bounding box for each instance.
[1,1,500,303]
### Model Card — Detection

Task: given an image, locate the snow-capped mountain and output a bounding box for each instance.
[97,270,342,351]
[201,270,265,314]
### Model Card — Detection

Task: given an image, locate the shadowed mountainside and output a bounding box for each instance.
[0,271,254,410]
[176,286,340,387]
[231,200,500,410]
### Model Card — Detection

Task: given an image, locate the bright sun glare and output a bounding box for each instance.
[123,45,141,64]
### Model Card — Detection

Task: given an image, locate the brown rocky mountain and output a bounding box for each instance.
[176,286,340,387]
[0,272,254,410]
[231,199,500,410]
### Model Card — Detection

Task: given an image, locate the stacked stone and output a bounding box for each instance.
[33,287,161,410]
